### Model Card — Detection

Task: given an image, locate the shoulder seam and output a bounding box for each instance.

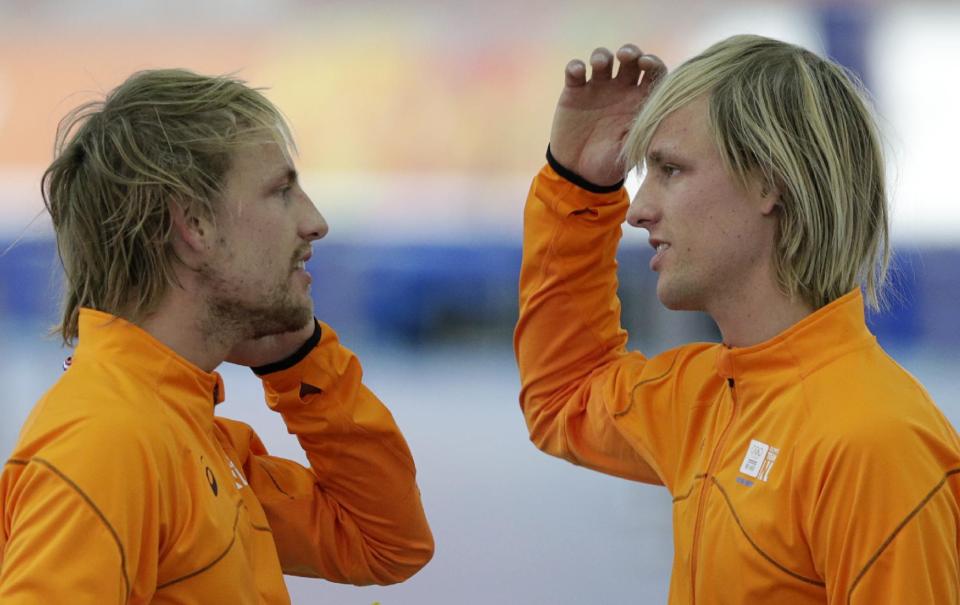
[8,456,132,600]
[616,349,681,418]
[846,467,960,604]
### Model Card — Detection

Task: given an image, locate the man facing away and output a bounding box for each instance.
[0,69,433,603]
[515,35,960,603]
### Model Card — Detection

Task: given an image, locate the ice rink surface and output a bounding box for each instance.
[2,322,958,604]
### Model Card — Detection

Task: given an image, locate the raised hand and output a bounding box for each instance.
[549,44,666,187]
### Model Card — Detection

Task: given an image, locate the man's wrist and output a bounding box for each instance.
[546,145,625,194]
[251,320,322,376]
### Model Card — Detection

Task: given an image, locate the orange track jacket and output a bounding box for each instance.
[515,164,960,604]
[1,309,433,604]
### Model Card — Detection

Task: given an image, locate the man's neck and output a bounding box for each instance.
[137,289,232,373]
[709,280,816,349]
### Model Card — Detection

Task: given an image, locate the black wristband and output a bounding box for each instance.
[252,320,322,376]
[546,145,624,194]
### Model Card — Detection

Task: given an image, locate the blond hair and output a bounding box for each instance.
[623,34,889,311]
[42,69,292,343]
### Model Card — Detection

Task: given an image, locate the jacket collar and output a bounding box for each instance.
[75,308,225,425]
[715,289,875,383]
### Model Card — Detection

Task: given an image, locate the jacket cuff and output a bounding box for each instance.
[546,145,625,194]
[252,320,322,376]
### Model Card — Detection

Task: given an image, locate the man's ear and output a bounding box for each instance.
[169,200,212,255]
[758,179,783,216]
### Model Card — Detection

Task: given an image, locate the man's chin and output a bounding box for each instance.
[249,305,313,339]
[656,281,702,312]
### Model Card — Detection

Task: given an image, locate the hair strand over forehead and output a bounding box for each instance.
[622,34,890,312]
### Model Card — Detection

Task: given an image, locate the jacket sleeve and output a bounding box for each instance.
[216,321,433,586]
[804,415,960,603]
[0,418,160,604]
[515,162,684,488]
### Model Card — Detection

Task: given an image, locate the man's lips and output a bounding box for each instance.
[649,238,671,271]
[292,248,312,272]
[649,237,670,253]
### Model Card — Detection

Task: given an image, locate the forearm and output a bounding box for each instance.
[515,160,630,395]
[514,162,658,482]
[256,323,433,584]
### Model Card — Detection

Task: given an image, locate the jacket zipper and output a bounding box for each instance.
[690,377,739,604]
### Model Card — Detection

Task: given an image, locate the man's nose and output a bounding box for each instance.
[300,192,329,241]
[626,179,659,229]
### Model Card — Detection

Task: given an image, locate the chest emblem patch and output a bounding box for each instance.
[739,439,779,482]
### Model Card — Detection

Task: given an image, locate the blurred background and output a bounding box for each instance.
[1,1,959,603]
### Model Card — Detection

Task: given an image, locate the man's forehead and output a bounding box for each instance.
[230,138,295,172]
[646,99,711,156]
[659,98,708,133]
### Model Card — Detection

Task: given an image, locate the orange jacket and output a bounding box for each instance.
[0,309,433,604]
[515,164,960,604]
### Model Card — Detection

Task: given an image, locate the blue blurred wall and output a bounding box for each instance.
[1,239,956,352]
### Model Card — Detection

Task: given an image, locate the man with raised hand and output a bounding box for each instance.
[0,69,433,603]
[516,36,960,603]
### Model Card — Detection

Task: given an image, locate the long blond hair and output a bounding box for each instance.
[623,35,889,311]
[43,69,292,343]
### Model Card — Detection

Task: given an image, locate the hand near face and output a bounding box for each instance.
[550,45,666,187]
[225,319,316,368]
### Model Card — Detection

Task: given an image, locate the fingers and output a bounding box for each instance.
[564,44,667,90]
[565,59,587,88]
[614,44,643,85]
[589,47,615,81]
[638,53,668,88]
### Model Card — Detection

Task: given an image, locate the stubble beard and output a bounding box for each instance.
[199,263,313,341]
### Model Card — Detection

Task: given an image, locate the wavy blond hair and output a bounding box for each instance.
[623,35,889,311]
[43,69,292,343]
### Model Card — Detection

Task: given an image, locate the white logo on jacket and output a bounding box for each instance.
[740,439,779,482]
[224,456,249,490]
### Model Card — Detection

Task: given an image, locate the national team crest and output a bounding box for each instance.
[739,439,779,482]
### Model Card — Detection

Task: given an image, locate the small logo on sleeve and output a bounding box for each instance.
[739,439,779,482]
[205,466,218,496]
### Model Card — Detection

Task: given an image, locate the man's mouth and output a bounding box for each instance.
[292,248,312,272]
[649,239,670,271]
[649,237,671,254]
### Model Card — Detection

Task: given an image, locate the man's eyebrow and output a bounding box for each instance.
[269,168,298,187]
[646,148,683,165]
